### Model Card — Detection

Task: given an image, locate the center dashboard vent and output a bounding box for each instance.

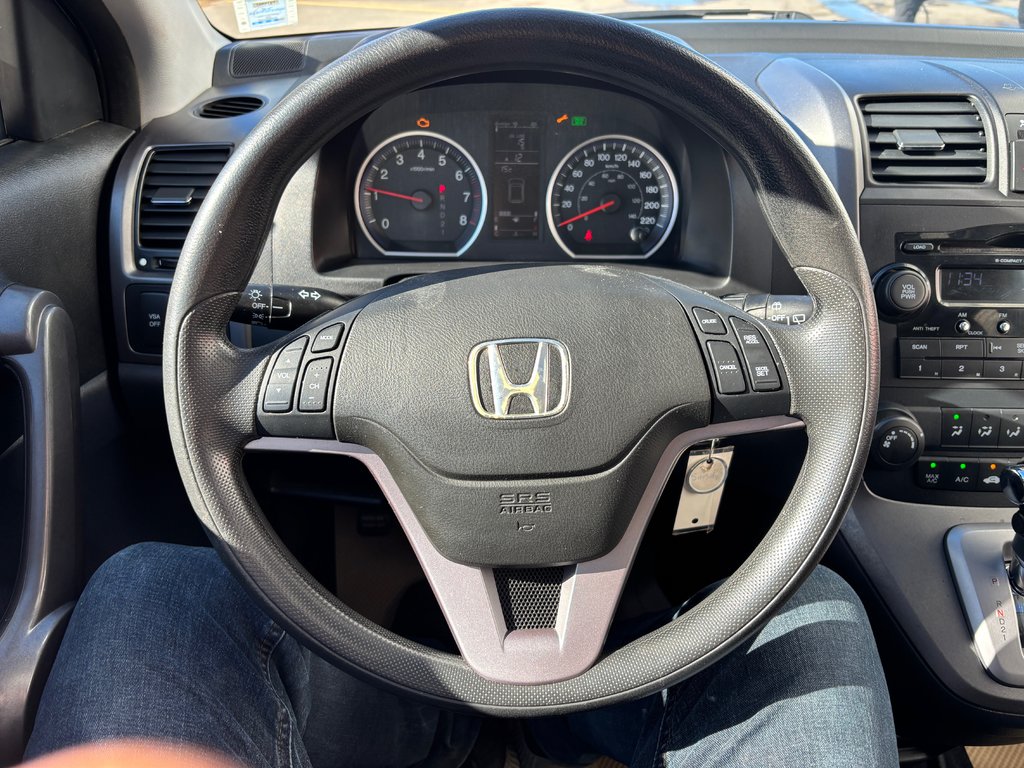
[860,97,988,184]
[197,96,265,119]
[136,145,231,265]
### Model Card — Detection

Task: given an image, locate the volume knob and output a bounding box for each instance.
[874,264,931,321]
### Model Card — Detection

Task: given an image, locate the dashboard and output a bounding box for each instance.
[99,15,1024,749]
[345,83,688,262]
[315,79,732,269]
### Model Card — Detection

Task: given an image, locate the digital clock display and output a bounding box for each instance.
[938,267,1024,306]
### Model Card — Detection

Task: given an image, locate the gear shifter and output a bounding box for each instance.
[1002,464,1024,595]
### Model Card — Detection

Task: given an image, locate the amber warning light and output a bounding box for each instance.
[416,116,430,128]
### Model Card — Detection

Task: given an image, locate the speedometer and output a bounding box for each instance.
[355,131,486,257]
[546,136,678,259]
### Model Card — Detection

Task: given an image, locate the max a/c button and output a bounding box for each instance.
[706,341,746,395]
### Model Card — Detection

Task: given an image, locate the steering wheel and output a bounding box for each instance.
[163,9,878,716]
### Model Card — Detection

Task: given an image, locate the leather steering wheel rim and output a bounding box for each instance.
[163,9,879,715]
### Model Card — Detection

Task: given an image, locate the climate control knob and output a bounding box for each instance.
[873,264,931,321]
[870,408,925,469]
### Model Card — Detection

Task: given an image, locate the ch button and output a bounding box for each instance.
[298,358,333,412]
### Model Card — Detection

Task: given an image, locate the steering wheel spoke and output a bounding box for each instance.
[255,305,361,440]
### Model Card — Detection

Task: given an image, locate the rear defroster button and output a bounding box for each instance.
[706,341,747,395]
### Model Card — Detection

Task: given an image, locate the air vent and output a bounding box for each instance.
[860,97,988,184]
[136,145,231,258]
[197,96,264,119]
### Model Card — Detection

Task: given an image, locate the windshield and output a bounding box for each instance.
[198,0,1024,37]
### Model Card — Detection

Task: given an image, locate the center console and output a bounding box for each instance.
[864,224,1024,508]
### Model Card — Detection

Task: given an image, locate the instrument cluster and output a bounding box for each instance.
[336,80,698,264]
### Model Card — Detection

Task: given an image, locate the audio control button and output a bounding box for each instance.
[984,360,1022,380]
[900,359,941,379]
[988,338,1024,359]
[900,338,939,358]
[956,320,972,334]
[901,241,935,253]
[999,321,1012,335]
[940,408,972,447]
[940,338,984,358]
[941,359,983,379]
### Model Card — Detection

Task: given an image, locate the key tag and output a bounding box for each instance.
[672,440,735,535]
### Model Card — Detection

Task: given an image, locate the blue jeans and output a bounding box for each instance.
[25,543,897,767]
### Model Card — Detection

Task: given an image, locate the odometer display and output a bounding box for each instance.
[546,136,678,259]
[355,132,486,257]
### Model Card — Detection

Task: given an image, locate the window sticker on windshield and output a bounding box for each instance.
[233,0,298,33]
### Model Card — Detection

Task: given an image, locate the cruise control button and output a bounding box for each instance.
[900,359,941,379]
[706,341,746,395]
[311,323,344,353]
[693,308,727,335]
[939,338,984,359]
[970,409,1000,447]
[941,359,983,379]
[988,338,1024,359]
[940,407,972,447]
[899,338,939,358]
[984,360,1022,380]
[729,319,781,392]
[1001,409,1024,449]
[298,358,333,412]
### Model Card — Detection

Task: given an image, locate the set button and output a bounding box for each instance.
[729,319,781,392]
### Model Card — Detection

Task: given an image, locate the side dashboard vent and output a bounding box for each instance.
[860,97,988,184]
[197,96,265,119]
[136,145,231,259]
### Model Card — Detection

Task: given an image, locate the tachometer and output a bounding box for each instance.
[546,136,678,259]
[355,132,486,257]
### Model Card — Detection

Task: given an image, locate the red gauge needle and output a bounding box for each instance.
[365,187,424,203]
[558,200,615,227]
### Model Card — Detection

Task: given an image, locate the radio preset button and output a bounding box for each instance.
[941,359,983,379]
[900,338,939,358]
[940,338,985,358]
[900,359,941,379]
[983,360,1022,380]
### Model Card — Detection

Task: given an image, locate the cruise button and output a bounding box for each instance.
[706,341,747,395]
[692,308,727,335]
